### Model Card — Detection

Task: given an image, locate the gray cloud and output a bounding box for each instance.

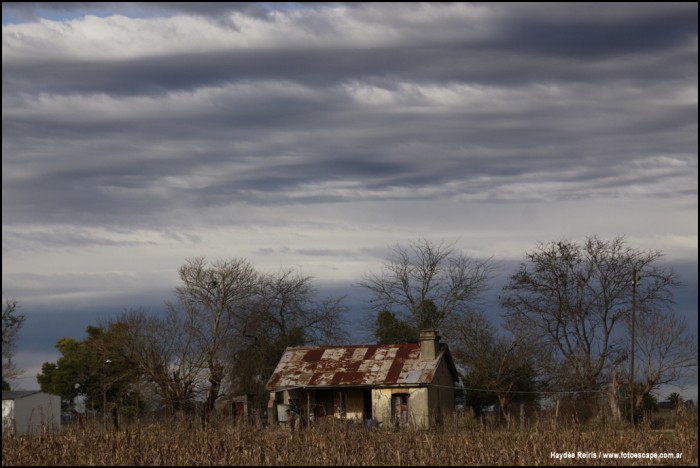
[496,8,697,58]
[2,2,698,394]
[2,2,272,23]
[2,227,157,252]
[2,4,697,391]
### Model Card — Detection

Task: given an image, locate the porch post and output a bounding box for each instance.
[306,391,311,426]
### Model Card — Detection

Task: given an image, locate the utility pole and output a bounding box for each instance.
[629,267,637,426]
[103,384,107,430]
[103,359,112,431]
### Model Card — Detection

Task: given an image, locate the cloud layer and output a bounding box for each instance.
[2,3,697,394]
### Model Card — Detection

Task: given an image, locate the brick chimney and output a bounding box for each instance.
[419,329,441,360]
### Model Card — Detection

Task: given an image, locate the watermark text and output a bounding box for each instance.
[550,451,682,460]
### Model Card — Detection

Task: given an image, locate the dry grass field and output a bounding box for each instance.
[3,413,697,466]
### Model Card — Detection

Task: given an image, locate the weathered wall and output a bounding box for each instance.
[270,364,455,428]
[5,393,61,435]
[338,389,364,421]
[428,358,456,425]
[2,400,14,434]
[371,387,430,427]
[273,388,366,422]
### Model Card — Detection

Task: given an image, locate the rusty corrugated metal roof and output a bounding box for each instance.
[266,344,446,391]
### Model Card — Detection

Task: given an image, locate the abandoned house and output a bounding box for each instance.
[266,329,459,428]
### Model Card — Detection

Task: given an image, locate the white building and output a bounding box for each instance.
[2,391,61,435]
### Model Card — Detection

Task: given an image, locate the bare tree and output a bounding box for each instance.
[502,236,680,395]
[114,262,347,416]
[228,268,347,402]
[174,257,259,415]
[2,297,25,386]
[360,239,495,332]
[255,269,347,345]
[118,309,204,413]
[632,308,697,414]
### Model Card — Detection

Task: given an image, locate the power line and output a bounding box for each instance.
[276,382,605,395]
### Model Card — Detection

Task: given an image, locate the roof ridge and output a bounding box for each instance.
[286,343,420,349]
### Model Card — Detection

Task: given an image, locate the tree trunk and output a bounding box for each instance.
[498,394,510,426]
[607,372,622,421]
[204,364,223,422]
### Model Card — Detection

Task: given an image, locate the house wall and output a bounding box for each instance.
[427,358,456,425]
[275,388,366,422]
[279,389,302,410]
[2,400,14,434]
[338,389,365,421]
[3,393,61,435]
[270,360,456,428]
[369,360,456,428]
[371,387,430,427]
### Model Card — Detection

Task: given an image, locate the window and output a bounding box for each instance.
[391,393,409,426]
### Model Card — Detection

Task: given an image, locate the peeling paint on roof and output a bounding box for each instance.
[266,344,447,391]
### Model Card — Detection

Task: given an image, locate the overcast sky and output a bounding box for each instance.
[2,3,697,397]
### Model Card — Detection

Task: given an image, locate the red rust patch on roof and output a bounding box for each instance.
[302,348,325,363]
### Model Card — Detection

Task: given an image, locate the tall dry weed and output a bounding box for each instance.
[2,414,697,466]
